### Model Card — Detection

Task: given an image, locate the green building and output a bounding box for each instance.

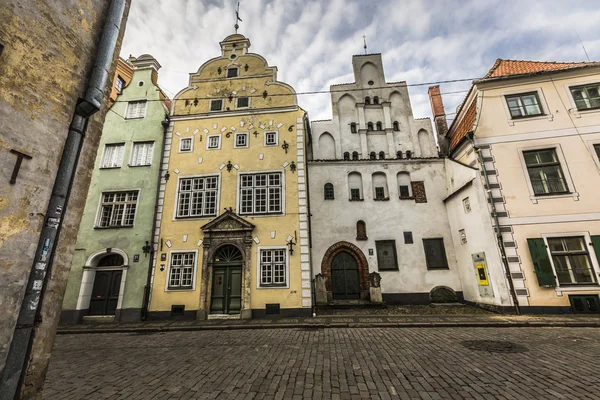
[61,55,169,323]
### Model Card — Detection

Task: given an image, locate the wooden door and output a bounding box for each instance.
[89,270,122,315]
[210,266,242,314]
[331,252,360,299]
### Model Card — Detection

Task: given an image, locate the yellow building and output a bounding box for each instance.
[148,34,312,319]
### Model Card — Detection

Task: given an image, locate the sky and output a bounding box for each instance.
[120,0,600,126]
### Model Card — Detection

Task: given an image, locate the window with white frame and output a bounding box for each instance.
[523,148,568,195]
[570,83,600,111]
[101,143,125,168]
[210,99,223,112]
[130,141,154,166]
[97,191,138,227]
[115,76,125,93]
[235,133,248,148]
[505,92,543,118]
[548,237,596,285]
[179,137,193,152]
[240,172,282,215]
[236,97,249,108]
[126,100,147,119]
[265,131,278,146]
[259,248,287,287]
[168,252,195,289]
[207,135,220,149]
[176,176,219,218]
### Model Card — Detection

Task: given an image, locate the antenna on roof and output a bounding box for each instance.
[234,1,242,34]
[363,35,367,55]
[575,30,591,62]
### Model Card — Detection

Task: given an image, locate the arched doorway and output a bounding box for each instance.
[210,245,243,315]
[331,252,360,299]
[89,253,124,316]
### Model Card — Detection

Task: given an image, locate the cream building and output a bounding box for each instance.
[445,59,600,313]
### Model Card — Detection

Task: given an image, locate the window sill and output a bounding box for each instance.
[258,285,288,289]
[239,212,284,217]
[378,268,399,272]
[399,196,415,200]
[324,198,335,201]
[555,285,600,295]
[427,267,450,271]
[175,215,218,220]
[507,113,552,125]
[128,164,152,168]
[99,166,122,170]
[374,197,390,201]
[125,116,145,120]
[572,107,600,118]
[349,199,364,202]
[166,287,194,291]
[530,191,579,204]
[356,236,368,241]
[94,225,134,229]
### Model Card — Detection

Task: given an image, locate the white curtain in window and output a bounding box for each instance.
[127,101,147,118]
[131,142,153,166]
[101,144,125,168]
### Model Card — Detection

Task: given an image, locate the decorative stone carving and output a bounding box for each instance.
[368,271,383,304]
[314,274,328,305]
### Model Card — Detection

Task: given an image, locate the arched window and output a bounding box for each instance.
[373,96,379,104]
[372,172,389,200]
[397,171,412,198]
[97,254,124,267]
[318,132,335,159]
[343,151,350,160]
[367,122,374,131]
[376,121,383,131]
[350,123,357,133]
[356,220,367,240]
[393,121,400,131]
[324,183,334,200]
[348,172,363,201]
[406,150,412,159]
[365,96,371,105]
[379,151,385,160]
[352,151,359,160]
[396,151,403,159]
[369,152,376,160]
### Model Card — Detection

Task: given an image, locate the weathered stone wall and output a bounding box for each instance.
[0,0,130,393]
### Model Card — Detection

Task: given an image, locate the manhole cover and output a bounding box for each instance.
[461,340,528,353]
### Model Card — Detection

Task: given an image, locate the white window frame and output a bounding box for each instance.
[237,170,286,217]
[236,96,250,109]
[179,137,193,153]
[587,140,600,170]
[234,132,249,148]
[100,142,125,169]
[129,141,154,166]
[542,232,600,294]
[115,76,125,93]
[206,135,221,150]
[209,99,224,112]
[517,144,578,203]
[94,189,140,228]
[125,100,148,119]
[565,79,600,118]
[173,174,221,220]
[165,249,198,291]
[256,246,289,289]
[264,131,278,146]
[500,88,553,126]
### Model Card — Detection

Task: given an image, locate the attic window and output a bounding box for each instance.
[227,68,239,78]
[115,76,125,92]
[368,80,374,86]
[230,54,237,60]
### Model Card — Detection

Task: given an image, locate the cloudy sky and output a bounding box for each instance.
[120,0,599,125]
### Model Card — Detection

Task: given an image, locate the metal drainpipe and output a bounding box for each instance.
[142,115,170,320]
[302,115,317,317]
[468,133,521,315]
[0,1,127,398]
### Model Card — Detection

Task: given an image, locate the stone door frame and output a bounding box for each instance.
[321,241,370,301]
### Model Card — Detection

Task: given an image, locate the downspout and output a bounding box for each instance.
[142,115,170,320]
[0,1,127,398]
[467,132,521,315]
[303,114,317,317]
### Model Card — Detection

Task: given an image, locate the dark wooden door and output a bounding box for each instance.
[89,270,122,316]
[331,252,360,299]
[210,266,242,314]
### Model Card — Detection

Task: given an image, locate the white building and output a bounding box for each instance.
[308,54,465,304]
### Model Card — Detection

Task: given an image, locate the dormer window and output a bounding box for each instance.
[365,96,371,105]
[226,68,239,78]
[350,123,357,133]
[373,96,379,105]
[393,121,400,131]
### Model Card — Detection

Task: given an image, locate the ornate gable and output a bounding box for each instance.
[201,209,254,233]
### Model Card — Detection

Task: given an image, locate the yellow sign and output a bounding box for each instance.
[476,263,489,286]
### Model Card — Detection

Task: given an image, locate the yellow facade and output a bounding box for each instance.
[148,34,312,319]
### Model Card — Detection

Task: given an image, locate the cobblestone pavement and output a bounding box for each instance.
[44,327,600,399]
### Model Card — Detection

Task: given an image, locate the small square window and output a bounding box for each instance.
[265,131,278,146]
[210,99,223,112]
[404,232,413,244]
[350,188,361,201]
[399,185,410,197]
[179,138,193,152]
[376,240,398,271]
[237,97,249,108]
[505,92,543,118]
[235,133,248,148]
[207,135,220,149]
[227,68,238,78]
[570,83,600,111]
[126,100,147,119]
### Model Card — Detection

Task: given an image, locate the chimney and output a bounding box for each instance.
[428,85,449,156]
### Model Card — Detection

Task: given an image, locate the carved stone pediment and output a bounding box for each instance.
[201,210,254,233]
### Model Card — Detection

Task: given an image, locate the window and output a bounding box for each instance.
[179,138,193,152]
[548,237,596,285]
[423,238,449,270]
[234,133,248,148]
[505,92,543,118]
[369,152,376,160]
[126,100,147,119]
[226,68,238,78]
[406,150,412,159]
[176,176,219,218]
[236,97,249,108]
[376,121,383,131]
[404,232,413,244]
[352,151,359,160]
[210,99,223,112]
[97,191,138,227]
[343,152,350,160]
[348,172,363,200]
[207,135,221,150]
[570,83,600,111]
[396,151,403,159]
[350,123,357,133]
[259,248,287,287]
[168,252,195,289]
[376,240,398,270]
[130,141,154,166]
[367,122,374,131]
[523,148,568,195]
[356,220,367,240]
[265,131,278,146]
[378,151,385,160]
[350,189,361,201]
[365,96,371,105]
[375,187,385,200]
[397,172,412,197]
[595,144,600,161]
[101,143,125,168]
[240,172,283,215]
[324,183,334,200]
[373,96,379,105]
[399,186,410,197]
[115,76,125,92]
[372,172,388,200]
[393,121,400,131]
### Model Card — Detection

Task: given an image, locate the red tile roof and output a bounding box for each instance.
[449,98,476,150]
[483,59,600,79]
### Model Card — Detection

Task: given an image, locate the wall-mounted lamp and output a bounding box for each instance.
[226,160,233,172]
[142,241,153,256]
[164,170,170,181]
[287,231,297,255]
[290,161,296,173]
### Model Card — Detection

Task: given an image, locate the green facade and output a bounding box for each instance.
[61,61,167,323]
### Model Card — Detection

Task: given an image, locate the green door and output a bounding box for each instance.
[210,266,242,314]
[331,252,360,299]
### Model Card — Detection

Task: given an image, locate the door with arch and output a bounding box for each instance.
[210,245,243,314]
[89,254,124,316]
[331,251,360,299]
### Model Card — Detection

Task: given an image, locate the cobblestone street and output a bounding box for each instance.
[44,327,600,399]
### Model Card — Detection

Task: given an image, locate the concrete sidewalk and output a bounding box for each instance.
[57,313,600,334]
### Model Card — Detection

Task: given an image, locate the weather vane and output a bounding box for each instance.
[234,1,242,34]
[363,35,367,54]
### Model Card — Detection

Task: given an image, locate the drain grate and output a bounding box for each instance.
[461,340,528,353]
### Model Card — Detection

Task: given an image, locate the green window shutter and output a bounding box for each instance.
[590,235,600,266]
[526,238,556,287]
